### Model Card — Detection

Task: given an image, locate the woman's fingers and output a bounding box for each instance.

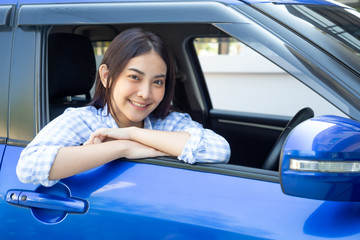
[93,137,102,144]
[92,128,130,141]
[85,128,132,145]
[86,128,108,144]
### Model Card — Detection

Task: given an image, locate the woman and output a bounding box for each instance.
[17,28,230,187]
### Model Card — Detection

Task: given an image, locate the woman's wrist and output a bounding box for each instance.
[126,126,140,142]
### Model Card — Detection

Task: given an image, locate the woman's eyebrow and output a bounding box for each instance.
[128,68,145,75]
[129,68,166,78]
[154,74,166,79]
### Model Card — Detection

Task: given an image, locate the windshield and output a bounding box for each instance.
[286,5,360,53]
[233,3,360,75]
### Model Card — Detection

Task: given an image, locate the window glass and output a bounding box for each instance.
[194,37,348,118]
[0,28,12,141]
[89,41,111,96]
[285,6,360,53]
[93,41,110,68]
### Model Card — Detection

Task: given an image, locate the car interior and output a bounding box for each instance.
[46,23,290,178]
[48,33,96,120]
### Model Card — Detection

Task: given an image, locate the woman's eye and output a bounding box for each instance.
[129,75,139,80]
[154,80,164,86]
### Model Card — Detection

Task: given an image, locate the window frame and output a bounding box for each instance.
[43,25,282,182]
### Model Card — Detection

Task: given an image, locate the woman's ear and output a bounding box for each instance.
[99,64,109,88]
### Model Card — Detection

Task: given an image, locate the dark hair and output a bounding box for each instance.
[90,28,175,119]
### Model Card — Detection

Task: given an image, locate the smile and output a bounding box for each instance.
[129,100,149,108]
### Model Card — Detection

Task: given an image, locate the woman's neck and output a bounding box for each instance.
[116,119,144,128]
[108,106,144,128]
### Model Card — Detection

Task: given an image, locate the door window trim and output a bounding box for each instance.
[17,2,249,26]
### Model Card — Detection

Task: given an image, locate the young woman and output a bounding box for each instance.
[17,28,230,187]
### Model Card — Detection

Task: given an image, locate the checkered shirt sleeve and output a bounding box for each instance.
[149,112,231,164]
[16,107,99,187]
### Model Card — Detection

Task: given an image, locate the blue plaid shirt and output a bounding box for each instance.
[17,106,230,187]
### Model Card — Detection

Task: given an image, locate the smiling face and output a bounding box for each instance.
[100,51,167,127]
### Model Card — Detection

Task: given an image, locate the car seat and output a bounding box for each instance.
[48,33,96,120]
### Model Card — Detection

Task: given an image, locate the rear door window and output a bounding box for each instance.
[0,4,14,143]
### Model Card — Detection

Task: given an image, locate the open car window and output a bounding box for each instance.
[194,37,348,118]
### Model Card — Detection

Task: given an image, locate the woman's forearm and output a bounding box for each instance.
[86,127,191,157]
[128,127,190,157]
[49,140,126,180]
[49,139,168,180]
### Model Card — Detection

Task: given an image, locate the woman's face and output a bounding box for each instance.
[100,51,167,127]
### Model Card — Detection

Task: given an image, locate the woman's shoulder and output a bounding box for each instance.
[167,111,191,118]
[151,111,192,122]
[64,105,97,115]
[148,111,199,130]
[50,105,101,126]
[60,105,104,119]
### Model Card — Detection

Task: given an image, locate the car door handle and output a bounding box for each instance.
[6,189,88,214]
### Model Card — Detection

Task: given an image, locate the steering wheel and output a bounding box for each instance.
[261,107,314,171]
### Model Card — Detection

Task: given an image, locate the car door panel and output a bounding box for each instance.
[3,146,360,239]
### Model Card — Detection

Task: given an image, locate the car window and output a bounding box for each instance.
[0,6,13,143]
[91,41,111,95]
[194,37,348,118]
[93,41,110,66]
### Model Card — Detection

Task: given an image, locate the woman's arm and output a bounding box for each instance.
[86,127,190,157]
[49,139,166,180]
[84,112,230,166]
[85,112,231,164]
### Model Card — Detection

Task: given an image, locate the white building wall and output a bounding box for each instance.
[198,50,347,118]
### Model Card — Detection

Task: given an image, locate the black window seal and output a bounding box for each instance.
[130,157,280,183]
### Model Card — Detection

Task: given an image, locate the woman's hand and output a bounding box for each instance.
[84,127,190,157]
[84,127,133,145]
[83,127,168,159]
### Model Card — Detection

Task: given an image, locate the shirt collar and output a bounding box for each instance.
[144,116,153,129]
[97,104,118,128]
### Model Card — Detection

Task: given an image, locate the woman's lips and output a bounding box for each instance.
[129,100,150,109]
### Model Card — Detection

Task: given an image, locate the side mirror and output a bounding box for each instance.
[280,115,360,202]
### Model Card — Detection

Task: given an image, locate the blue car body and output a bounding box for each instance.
[1,0,360,239]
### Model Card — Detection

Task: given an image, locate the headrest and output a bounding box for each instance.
[48,33,96,99]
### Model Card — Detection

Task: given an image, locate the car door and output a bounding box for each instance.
[2,1,360,239]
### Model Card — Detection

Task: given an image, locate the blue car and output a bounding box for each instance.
[1,0,360,239]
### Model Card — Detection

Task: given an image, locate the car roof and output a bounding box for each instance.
[241,0,342,5]
[11,0,342,7]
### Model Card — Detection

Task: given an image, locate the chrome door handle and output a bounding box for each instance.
[6,183,88,224]
[6,190,88,213]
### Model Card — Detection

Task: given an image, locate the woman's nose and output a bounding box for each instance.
[137,83,151,99]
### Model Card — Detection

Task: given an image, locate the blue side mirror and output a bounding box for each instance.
[280,115,360,202]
